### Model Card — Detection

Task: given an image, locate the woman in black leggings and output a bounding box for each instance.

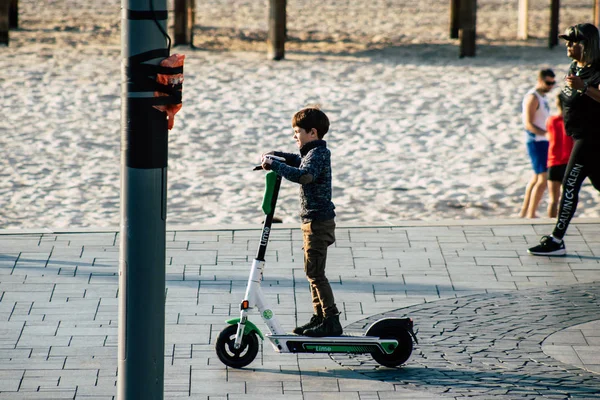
[528,23,600,256]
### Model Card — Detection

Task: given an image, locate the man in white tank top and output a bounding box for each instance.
[519,69,556,218]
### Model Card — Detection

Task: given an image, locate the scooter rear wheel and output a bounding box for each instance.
[215,324,259,368]
[367,323,413,368]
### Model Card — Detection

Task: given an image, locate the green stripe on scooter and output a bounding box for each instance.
[303,341,397,354]
[225,318,265,340]
[303,344,377,353]
[380,341,397,354]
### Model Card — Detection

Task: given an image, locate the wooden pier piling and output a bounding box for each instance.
[174,0,194,45]
[549,0,560,48]
[268,0,286,60]
[0,0,9,45]
[459,0,476,57]
[450,0,461,39]
[518,0,528,39]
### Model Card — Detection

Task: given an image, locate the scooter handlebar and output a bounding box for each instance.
[254,155,287,171]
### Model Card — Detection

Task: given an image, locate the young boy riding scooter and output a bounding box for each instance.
[261,107,342,337]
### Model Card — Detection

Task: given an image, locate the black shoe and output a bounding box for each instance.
[303,314,343,337]
[528,235,566,256]
[293,314,323,335]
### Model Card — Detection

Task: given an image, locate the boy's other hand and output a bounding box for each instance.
[260,152,274,169]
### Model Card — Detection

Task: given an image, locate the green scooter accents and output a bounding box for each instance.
[225,318,265,340]
[261,171,278,215]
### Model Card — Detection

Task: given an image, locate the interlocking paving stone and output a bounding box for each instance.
[332,283,600,399]
[1,222,599,399]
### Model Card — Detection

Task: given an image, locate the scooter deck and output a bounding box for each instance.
[266,334,398,354]
[268,334,381,340]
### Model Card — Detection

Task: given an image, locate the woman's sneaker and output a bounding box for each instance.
[293,314,323,335]
[528,235,566,256]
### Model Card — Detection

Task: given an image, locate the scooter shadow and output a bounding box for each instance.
[252,365,416,380]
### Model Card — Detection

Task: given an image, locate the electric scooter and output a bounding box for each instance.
[215,159,418,369]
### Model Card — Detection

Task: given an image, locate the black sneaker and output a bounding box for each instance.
[303,314,343,337]
[528,235,566,256]
[293,314,323,335]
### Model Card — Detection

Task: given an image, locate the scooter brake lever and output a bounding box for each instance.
[265,155,286,162]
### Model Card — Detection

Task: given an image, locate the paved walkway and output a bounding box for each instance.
[0,219,599,399]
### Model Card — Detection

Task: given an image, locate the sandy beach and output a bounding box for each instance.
[1,0,599,229]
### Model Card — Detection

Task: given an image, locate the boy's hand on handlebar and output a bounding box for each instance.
[261,155,273,170]
[260,154,286,170]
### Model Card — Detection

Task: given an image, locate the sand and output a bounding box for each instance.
[1,0,599,229]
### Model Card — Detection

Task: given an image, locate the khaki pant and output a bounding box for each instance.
[301,219,338,318]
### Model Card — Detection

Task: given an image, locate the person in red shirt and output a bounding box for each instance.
[546,95,574,218]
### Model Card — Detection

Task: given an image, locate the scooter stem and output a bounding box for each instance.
[234,170,284,350]
[256,171,282,261]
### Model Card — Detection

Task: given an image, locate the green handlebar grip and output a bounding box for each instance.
[262,171,277,215]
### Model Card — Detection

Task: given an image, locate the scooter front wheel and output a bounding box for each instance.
[215,324,259,368]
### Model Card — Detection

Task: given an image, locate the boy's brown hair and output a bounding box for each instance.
[292,107,330,139]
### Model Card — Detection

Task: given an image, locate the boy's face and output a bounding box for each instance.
[293,126,318,148]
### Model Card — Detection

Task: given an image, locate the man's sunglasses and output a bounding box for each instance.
[544,80,556,85]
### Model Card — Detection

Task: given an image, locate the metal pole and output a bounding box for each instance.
[118,0,168,398]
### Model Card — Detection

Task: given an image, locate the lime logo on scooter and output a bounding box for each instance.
[304,344,374,353]
[260,227,271,247]
[262,310,273,320]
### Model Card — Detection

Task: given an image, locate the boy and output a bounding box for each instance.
[261,107,342,337]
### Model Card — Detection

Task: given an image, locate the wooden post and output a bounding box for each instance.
[549,0,559,48]
[0,0,9,45]
[459,0,476,57]
[450,0,461,39]
[9,0,16,29]
[594,0,600,27]
[518,0,528,39]
[268,0,286,60]
[174,0,194,45]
